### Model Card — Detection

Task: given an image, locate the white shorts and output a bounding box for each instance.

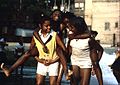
[71,50,92,68]
[71,60,92,68]
[36,62,59,76]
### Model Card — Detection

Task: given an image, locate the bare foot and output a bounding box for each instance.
[1,63,10,77]
[66,70,73,80]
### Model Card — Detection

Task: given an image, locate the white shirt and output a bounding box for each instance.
[38,29,54,43]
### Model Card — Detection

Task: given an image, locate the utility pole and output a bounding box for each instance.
[118,0,120,43]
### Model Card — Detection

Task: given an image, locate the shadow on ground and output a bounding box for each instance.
[0,72,36,85]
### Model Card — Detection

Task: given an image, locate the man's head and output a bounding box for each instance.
[39,16,51,34]
[61,12,75,25]
[50,9,62,21]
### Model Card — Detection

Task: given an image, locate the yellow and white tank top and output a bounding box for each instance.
[33,30,57,60]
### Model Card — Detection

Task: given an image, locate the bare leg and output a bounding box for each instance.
[93,64,103,85]
[1,47,38,77]
[1,63,10,76]
[80,68,91,85]
[36,74,45,85]
[49,76,58,85]
[70,65,80,85]
[57,47,67,74]
[57,47,73,80]
[1,51,30,77]
[57,63,64,85]
[90,49,103,85]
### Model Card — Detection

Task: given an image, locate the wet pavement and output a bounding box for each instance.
[0,52,119,85]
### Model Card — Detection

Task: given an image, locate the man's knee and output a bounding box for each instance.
[36,79,44,85]
[50,81,57,85]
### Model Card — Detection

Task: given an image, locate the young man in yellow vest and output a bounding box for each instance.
[1,16,72,85]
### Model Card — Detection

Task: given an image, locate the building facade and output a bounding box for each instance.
[74,0,120,45]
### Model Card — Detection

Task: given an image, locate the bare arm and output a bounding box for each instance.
[94,40,104,61]
[89,38,104,61]
[56,34,67,53]
[75,33,90,39]
[97,45,104,61]
[35,56,60,66]
[29,37,36,50]
[34,56,45,64]
[45,56,60,66]
[66,39,72,59]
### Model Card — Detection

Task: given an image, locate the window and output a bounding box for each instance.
[75,3,79,8]
[105,22,110,30]
[115,22,118,28]
[80,3,84,10]
[75,2,84,10]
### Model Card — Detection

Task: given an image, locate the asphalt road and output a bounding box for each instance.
[0,51,119,85]
[0,64,118,85]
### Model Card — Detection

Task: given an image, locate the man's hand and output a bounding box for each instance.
[44,59,53,66]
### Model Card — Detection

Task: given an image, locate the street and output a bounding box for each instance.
[0,51,119,85]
